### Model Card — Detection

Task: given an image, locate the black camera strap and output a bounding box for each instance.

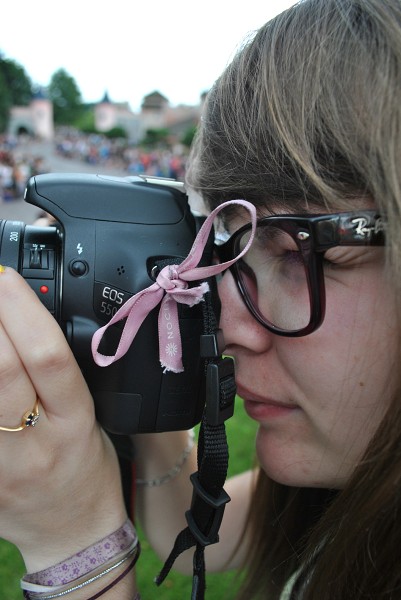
[155,287,235,600]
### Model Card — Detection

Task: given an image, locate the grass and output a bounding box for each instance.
[0,398,257,599]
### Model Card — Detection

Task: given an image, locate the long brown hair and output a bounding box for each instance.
[187,1,401,597]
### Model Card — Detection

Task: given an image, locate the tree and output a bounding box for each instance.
[0,53,33,132]
[104,126,127,139]
[0,55,32,105]
[181,124,198,147]
[0,69,10,133]
[48,68,84,125]
[141,127,170,147]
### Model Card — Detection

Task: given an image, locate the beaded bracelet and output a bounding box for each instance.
[135,429,195,487]
[21,519,138,593]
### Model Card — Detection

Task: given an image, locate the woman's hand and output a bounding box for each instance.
[0,267,127,573]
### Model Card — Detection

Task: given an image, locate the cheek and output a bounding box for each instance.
[297,278,397,443]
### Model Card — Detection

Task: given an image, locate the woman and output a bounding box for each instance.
[1,0,401,598]
[136,0,401,598]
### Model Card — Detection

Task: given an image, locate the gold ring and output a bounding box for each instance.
[0,398,40,432]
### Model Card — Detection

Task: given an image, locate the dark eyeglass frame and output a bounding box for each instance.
[217,209,385,337]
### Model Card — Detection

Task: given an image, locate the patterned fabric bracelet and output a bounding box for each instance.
[21,519,137,588]
[23,549,140,600]
[21,542,139,596]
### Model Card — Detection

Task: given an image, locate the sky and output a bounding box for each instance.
[2,1,297,112]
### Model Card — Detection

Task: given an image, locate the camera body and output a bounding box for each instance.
[0,173,216,434]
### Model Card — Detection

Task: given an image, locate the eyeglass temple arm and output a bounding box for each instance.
[313,211,385,251]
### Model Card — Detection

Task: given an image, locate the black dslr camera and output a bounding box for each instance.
[0,173,218,434]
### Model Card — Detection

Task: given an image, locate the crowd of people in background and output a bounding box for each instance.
[0,131,189,203]
[55,130,189,180]
[0,134,48,202]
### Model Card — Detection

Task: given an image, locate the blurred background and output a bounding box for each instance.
[1,0,296,224]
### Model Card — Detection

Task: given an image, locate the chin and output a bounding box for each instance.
[255,427,345,489]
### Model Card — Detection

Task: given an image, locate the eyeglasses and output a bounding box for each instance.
[217,210,385,337]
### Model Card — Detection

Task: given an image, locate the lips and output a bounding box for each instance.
[236,383,300,421]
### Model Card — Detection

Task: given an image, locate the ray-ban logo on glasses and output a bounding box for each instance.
[351,216,385,238]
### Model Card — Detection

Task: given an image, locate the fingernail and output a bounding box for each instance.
[0,265,6,273]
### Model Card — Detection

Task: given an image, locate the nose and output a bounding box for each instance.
[218,269,275,354]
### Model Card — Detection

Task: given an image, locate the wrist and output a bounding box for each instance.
[136,429,195,487]
[21,519,140,600]
[23,559,138,600]
[134,429,196,482]
[21,505,129,573]
[20,432,128,573]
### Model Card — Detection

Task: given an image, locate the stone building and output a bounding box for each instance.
[94,91,142,143]
[95,89,204,144]
[8,88,204,144]
[8,88,54,140]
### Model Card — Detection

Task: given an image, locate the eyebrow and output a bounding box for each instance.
[254,224,292,244]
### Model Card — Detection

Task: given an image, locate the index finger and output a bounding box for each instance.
[0,267,93,417]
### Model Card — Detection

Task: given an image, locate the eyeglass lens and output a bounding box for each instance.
[235,226,312,331]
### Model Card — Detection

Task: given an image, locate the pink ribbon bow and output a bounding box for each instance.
[91,199,257,373]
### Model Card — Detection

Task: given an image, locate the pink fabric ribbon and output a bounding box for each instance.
[91,199,257,373]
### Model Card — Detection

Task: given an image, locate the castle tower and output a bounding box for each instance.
[95,90,117,132]
[30,87,54,140]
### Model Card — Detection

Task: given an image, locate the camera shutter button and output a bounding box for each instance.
[69,259,89,276]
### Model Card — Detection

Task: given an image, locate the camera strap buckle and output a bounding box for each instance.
[155,413,231,599]
[185,472,231,546]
